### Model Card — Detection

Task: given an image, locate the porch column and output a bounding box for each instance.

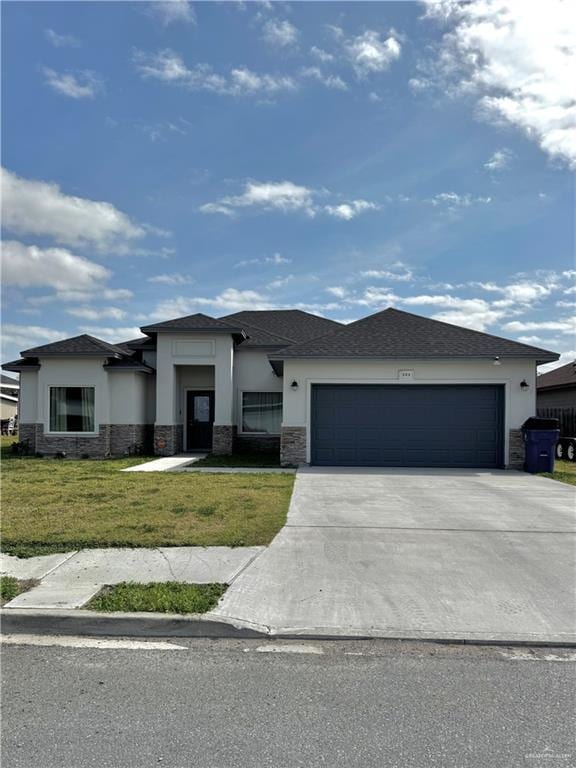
[213,338,234,454]
[154,361,181,455]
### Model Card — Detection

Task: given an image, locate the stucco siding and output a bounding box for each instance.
[18,370,38,423]
[282,358,537,465]
[233,348,283,430]
[109,372,149,424]
[37,357,109,433]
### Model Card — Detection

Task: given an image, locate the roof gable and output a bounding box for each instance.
[141,312,245,337]
[20,334,127,358]
[221,310,342,345]
[271,308,559,363]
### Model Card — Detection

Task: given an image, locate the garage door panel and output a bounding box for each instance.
[311,384,504,468]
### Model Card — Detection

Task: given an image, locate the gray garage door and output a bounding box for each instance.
[311,384,504,468]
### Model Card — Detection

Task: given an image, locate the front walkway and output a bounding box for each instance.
[121,454,206,472]
[213,467,576,643]
[1,547,263,610]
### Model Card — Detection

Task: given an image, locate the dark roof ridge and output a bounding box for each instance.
[351,307,559,358]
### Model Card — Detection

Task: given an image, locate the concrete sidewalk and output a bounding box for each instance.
[1,547,263,610]
[213,467,576,644]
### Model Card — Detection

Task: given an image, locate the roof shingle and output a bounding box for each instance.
[20,334,127,358]
[221,310,342,345]
[271,308,559,363]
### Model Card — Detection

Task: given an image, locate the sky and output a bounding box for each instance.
[1,0,575,372]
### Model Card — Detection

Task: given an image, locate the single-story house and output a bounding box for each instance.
[0,373,19,420]
[2,308,558,468]
[537,360,576,409]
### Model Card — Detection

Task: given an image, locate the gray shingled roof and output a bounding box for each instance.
[222,310,342,345]
[2,358,41,372]
[141,313,245,337]
[271,308,559,363]
[537,360,576,390]
[20,334,127,358]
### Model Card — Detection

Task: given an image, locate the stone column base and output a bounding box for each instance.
[508,428,524,470]
[154,424,183,456]
[110,425,153,456]
[281,426,307,467]
[212,425,234,455]
[18,423,36,451]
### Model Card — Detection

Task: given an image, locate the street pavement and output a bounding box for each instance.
[1,637,575,768]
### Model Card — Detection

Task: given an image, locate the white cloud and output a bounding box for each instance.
[422,0,576,168]
[235,252,292,267]
[2,325,67,350]
[262,19,299,48]
[200,180,379,221]
[148,1,196,25]
[431,309,507,331]
[66,306,127,321]
[361,263,414,282]
[300,67,348,91]
[427,191,492,208]
[43,68,102,99]
[324,200,378,219]
[147,273,195,285]
[150,289,276,319]
[475,280,554,304]
[44,29,80,47]
[78,326,143,342]
[354,287,400,307]
[503,318,576,335]
[484,148,513,171]
[345,30,402,76]
[326,286,348,299]
[27,288,134,306]
[1,241,110,292]
[267,274,294,289]
[200,180,316,217]
[310,46,334,63]
[2,167,145,249]
[133,50,296,97]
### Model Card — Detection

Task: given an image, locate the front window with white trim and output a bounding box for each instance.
[241,392,282,434]
[49,387,95,432]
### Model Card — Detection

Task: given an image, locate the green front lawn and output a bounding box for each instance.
[87,581,226,613]
[193,452,281,468]
[541,459,576,486]
[1,448,294,557]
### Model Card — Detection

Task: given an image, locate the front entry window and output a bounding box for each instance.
[194,395,211,422]
[49,387,95,432]
[242,392,282,434]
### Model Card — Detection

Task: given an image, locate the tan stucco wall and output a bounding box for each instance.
[0,399,18,419]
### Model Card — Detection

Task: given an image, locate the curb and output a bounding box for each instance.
[2,609,576,647]
[0,609,266,639]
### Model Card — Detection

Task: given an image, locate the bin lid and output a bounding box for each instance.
[522,417,560,430]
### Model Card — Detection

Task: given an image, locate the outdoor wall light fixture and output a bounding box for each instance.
[493,356,501,366]
[290,380,299,390]
[520,379,530,390]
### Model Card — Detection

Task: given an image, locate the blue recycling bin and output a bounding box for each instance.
[522,417,560,474]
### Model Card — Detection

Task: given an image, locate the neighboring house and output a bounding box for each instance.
[537,361,576,409]
[0,373,19,420]
[537,360,576,439]
[2,308,558,468]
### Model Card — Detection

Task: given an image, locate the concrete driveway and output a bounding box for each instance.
[214,468,576,643]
